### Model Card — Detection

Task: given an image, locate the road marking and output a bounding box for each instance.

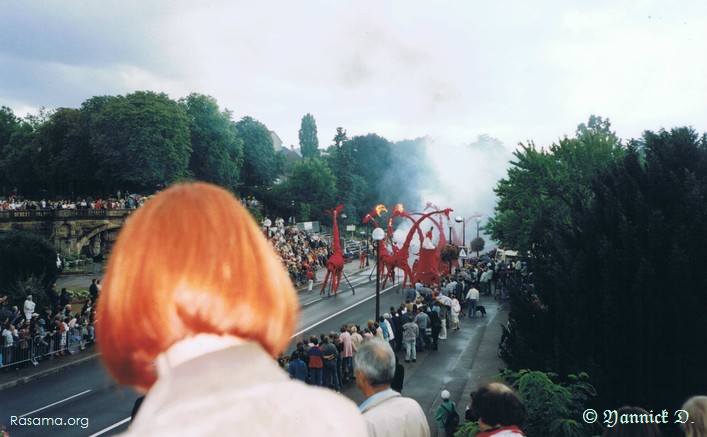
[292,284,397,338]
[88,417,131,437]
[18,389,92,417]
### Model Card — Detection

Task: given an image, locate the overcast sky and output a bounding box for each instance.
[1,0,705,152]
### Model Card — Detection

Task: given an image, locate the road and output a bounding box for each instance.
[1,266,507,436]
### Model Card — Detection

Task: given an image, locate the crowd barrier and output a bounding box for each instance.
[0,326,95,369]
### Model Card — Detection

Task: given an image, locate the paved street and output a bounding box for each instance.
[0,262,508,436]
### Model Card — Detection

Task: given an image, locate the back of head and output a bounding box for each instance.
[682,396,707,437]
[472,382,526,428]
[354,338,395,387]
[97,182,299,392]
[601,406,662,437]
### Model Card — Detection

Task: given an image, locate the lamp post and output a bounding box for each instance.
[372,227,385,320]
[455,216,466,246]
[475,217,482,257]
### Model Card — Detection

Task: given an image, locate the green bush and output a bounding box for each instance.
[0,230,58,305]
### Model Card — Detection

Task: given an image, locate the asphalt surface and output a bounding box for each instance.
[0,262,509,436]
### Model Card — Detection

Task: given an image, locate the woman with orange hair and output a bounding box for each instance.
[97,182,367,436]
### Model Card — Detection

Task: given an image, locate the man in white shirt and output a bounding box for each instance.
[465,284,480,317]
[355,338,430,437]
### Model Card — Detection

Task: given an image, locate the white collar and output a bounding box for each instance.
[155,334,249,376]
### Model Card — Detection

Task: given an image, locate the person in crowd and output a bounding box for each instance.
[23,295,35,321]
[428,304,442,351]
[681,395,707,437]
[471,382,526,436]
[465,283,480,317]
[321,335,340,392]
[602,406,661,437]
[382,313,396,351]
[339,324,354,383]
[402,316,419,363]
[307,339,324,387]
[350,324,363,355]
[413,306,430,351]
[89,279,99,301]
[450,294,462,330]
[434,390,457,437]
[288,351,308,382]
[95,182,367,436]
[354,338,430,436]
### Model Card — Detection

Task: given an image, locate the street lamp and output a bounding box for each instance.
[475,217,482,257]
[371,227,385,320]
[455,216,466,246]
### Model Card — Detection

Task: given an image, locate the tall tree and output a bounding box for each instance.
[88,91,192,192]
[0,106,19,196]
[298,113,320,158]
[180,93,243,191]
[236,116,277,188]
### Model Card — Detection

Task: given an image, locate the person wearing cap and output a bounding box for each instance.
[355,338,429,436]
[96,182,367,436]
[434,390,457,437]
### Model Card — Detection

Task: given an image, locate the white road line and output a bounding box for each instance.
[88,417,131,437]
[292,284,397,338]
[19,389,92,417]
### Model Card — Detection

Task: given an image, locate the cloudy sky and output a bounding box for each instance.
[1,0,705,152]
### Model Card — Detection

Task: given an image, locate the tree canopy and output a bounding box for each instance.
[237,115,277,188]
[181,93,243,191]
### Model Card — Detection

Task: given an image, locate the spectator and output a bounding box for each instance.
[339,324,354,383]
[435,390,458,437]
[95,182,367,436]
[471,382,527,436]
[23,295,35,321]
[402,317,419,363]
[681,396,707,437]
[321,335,340,392]
[354,338,430,437]
[307,336,323,386]
[288,351,308,382]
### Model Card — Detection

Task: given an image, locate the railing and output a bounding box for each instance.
[0,327,95,369]
[0,209,133,222]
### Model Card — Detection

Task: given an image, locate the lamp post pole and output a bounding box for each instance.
[372,227,385,320]
[476,217,481,257]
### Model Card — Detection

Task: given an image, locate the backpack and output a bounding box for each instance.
[442,403,460,434]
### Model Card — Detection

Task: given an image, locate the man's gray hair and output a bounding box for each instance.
[353,337,395,387]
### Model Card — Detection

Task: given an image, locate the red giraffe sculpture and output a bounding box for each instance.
[363,205,391,283]
[383,208,453,289]
[321,205,345,296]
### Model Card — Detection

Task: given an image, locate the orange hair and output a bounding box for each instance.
[97,182,299,392]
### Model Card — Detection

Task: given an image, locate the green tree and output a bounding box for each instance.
[298,113,319,158]
[271,157,336,222]
[487,116,623,256]
[181,93,243,191]
[0,230,58,307]
[88,91,192,192]
[237,116,277,187]
[470,237,485,255]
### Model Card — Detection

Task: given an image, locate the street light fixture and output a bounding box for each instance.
[455,216,465,246]
[371,227,385,320]
[475,217,482,257]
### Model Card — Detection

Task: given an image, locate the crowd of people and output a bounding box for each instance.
[4,183,706,436]
[0,284,97,369]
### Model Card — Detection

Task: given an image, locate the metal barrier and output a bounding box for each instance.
[0,326,95,369]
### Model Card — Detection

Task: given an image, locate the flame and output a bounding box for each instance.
[374,204,388,216]
[394,203,404,213]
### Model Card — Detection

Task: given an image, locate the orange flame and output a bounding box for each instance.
[374,204,388,216]
[394,203,404,213]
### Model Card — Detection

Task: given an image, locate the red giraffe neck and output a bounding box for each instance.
[330,205,344,254]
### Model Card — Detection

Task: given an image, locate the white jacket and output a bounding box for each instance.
[360,390,430,437]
